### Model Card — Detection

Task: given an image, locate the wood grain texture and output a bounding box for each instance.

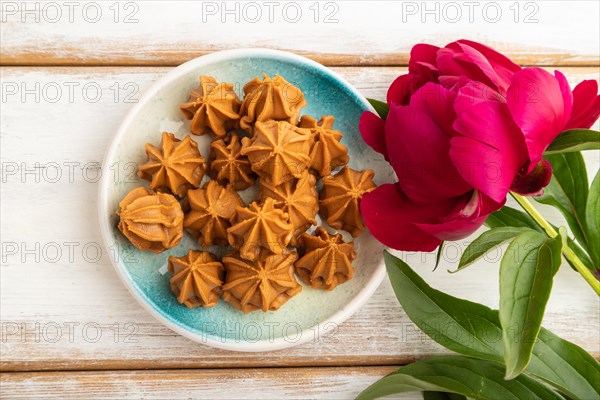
[1,66,599,373]
[1,1,599,66]
[0,367,420,399]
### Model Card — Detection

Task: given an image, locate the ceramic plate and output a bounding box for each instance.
[98,49,394,351]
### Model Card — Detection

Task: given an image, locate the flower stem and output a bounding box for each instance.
[510,192,600,295]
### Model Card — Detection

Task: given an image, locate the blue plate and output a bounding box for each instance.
[98,49,393,351]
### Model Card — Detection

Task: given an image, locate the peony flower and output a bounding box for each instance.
[360,40,600,252]
[385,39,521,107]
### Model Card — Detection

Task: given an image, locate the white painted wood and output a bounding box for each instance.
[1,66,598,373]
[1,367,419,400]
[3,3,599,396]
[1,1,599,65]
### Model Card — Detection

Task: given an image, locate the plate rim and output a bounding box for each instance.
[97,48,386,352]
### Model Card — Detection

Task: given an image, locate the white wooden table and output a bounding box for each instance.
[1,1,599,398]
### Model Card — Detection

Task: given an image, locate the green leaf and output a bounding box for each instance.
[585,171,600,267]
[566,235,594,271]
[367,98,389,119]
[485,206,593,271]
[384,251,600,399]
[535,153,589,250]
[453,227,532,272]
[433,241,445,271]
[485,207,543,232]
[499,231,563,379]
[423,392,467,400]
[545,129,600,154]
[356,356,564,400]
[385,251,504,361]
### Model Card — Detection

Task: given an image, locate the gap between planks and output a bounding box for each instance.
[0,364,401,375]
[0,354,428,373]
[2,57,600,69]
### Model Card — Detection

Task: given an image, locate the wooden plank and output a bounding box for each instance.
[1,66,599,372]
[0,367,417,399]
[1,1,599,66]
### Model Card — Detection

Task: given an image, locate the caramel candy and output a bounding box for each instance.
[180,76,241,137]
[299,115,349,177]
[222,252,301,313]
[227,198,293,261]
[295,227,357,290]
[241,120,312,186]
[138,132,206,197]
[208,134,256,191]
[168,250,225,308]
[117,187,184,253]
[259,172,318,246]
[239,74,307,133]
[184,181,245,247]
[319,167,376,237]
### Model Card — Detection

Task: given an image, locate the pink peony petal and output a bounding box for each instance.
[409,43,440,76]
[472,190,506,217]
[566,80,600,129]
[387,74,419,106]
[408,82,457,134]
[418,190,504,241]
[454,79,505,116]
[506,68,571,171]
[359,111,389,160]
[447,189,504,219]
[416,214,487,242]
[510,158,553,196]
[456,40,521,94]
[451,101,528,203]
[437,44,496,91]
[386,85,472,204]
[454,43,506,92]
[360,183,448,252]
[438,75,460,89]
[555,70,574,127]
